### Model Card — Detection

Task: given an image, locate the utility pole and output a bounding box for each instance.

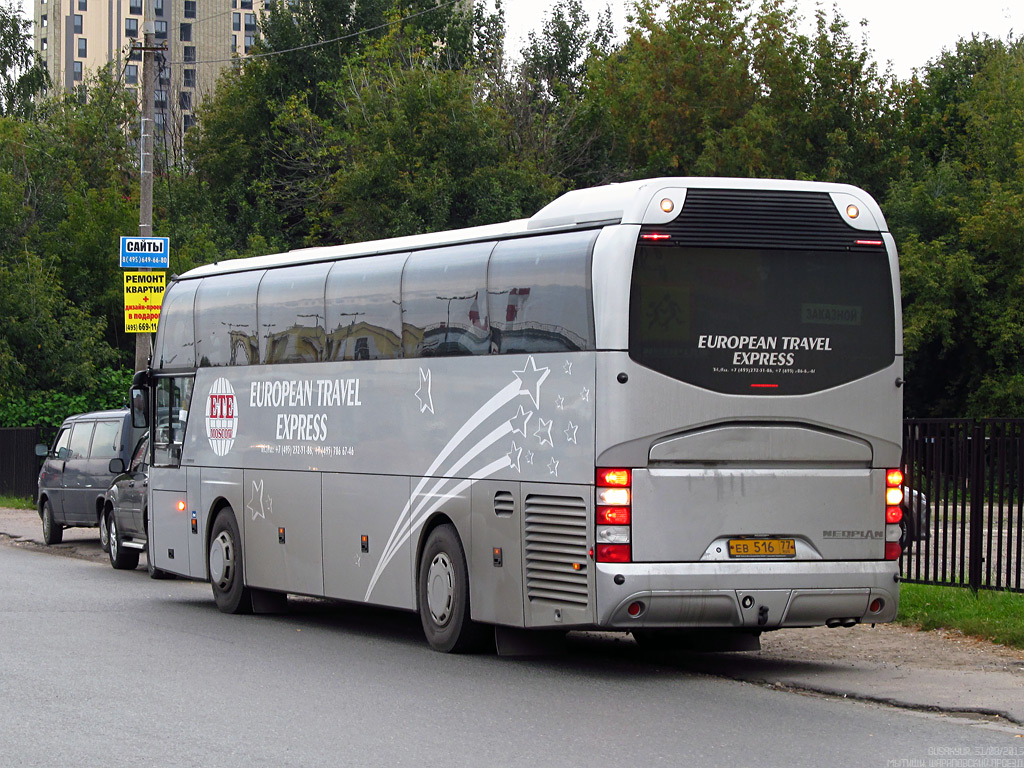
[134,6,161,373]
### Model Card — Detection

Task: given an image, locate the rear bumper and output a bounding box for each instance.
[595,560,899,629]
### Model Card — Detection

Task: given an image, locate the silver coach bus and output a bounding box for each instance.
[135,177,905,653]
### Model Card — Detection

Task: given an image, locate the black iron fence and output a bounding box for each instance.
[901,419,1024,592]
[0,427,47,500]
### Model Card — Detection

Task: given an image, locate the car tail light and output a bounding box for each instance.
[884,469,903,559]
[596,468,632,563]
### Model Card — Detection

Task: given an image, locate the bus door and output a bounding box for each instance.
[150,375,195,577]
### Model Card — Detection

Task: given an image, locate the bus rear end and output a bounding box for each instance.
[590,181,902,637]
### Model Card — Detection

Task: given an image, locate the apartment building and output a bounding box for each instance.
[32,0,263,139]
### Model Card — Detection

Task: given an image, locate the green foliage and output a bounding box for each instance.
[0,494,35,509]
[888,37,1024,416]
[1,0,1024,419]
[0,366,133,428]
[0,0,48,118]
[897,583,1024,650]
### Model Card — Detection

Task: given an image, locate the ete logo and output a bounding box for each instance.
[206,377,238,457]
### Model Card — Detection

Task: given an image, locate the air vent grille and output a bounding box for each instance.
[639,188,883,251]
[524,494,589,605]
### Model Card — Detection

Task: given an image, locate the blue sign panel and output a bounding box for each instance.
[120,236,170,268]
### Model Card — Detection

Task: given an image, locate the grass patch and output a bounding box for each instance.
[0,494,35,510]
[897,583,1024,650]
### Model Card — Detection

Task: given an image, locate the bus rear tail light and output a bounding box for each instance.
[596,468,632,563]
[884,469,903,559]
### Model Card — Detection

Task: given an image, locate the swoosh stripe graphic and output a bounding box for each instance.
[365,379,522,599]
[376,419,513,571]
[365,456,510,600]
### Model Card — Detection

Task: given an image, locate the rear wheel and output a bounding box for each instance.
[417,524,487,653]
[108,512,140,570]
[209,508,252,614]
[41,499,63,545]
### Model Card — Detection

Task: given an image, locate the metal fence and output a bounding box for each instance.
[901,419,1024,593]
[0,427,46,500]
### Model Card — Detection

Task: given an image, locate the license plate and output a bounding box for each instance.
[728,538,796,558]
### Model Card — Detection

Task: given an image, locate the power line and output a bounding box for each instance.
[162,0,463,67]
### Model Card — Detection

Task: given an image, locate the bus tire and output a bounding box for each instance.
[108,512,140,570]
[41,499,63,545]
[209,508,252,614]
[417,524,487,653]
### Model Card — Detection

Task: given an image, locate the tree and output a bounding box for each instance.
[0,0,48,118]
[887,37,1024,416]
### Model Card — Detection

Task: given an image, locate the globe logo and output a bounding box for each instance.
[206,377,238,456]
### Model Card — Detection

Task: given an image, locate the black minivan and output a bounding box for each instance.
[35,409,141,547]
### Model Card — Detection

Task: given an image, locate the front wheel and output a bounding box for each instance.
[108,512,140,570]
[99,509,110,553]
[417,524,487,653]
[209,508,252,614]
[41,499,63,545]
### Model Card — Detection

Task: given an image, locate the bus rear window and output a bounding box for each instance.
[628,246,896,395]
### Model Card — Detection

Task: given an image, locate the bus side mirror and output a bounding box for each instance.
[35,443,49,457]
[109,458,126,474]
[131,387,149,429]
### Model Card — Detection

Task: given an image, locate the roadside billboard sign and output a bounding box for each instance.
[120,236,169,268]
[123,271,165,333]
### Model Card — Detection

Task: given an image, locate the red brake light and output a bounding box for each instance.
[597,469,631,487]
[886,506,903,524]
[640,233,670,241]
[886,469,904,487]
[596,544,632,563]
[884,541,902,560]
[596,506,631,525]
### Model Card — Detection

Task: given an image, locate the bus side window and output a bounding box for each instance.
[488,230,597,354]
[155,279,198,370]
[326,252,406,362]
[194,271,262,367]
[401,243,493,358]
[259,262,331,364]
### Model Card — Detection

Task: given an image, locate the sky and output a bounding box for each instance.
[497,0,1023,79]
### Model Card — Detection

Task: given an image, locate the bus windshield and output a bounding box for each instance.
[628,245,896,395]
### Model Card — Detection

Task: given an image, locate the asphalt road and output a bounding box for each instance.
[2,544,1023,768]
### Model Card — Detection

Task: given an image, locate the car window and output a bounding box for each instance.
[90,420,122,460]
[67,423,94,460]
[130,436,149,472]
[51,427,71,459]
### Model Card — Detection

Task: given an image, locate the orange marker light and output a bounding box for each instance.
[176,500,186,512]
[886,487,904,506]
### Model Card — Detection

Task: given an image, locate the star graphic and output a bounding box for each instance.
[547,457,559,476]
[513,356,550,409]
[506,441,523,473]
[246,479,272,520]
[563,360,573,375]
[509,405,533,437]
[555,395,566,410]
[415,367,434,414]
[534,418,553,447]
[580,387,590,402]
[564,421,578,444]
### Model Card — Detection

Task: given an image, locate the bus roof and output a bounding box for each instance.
[177,177,887,280]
